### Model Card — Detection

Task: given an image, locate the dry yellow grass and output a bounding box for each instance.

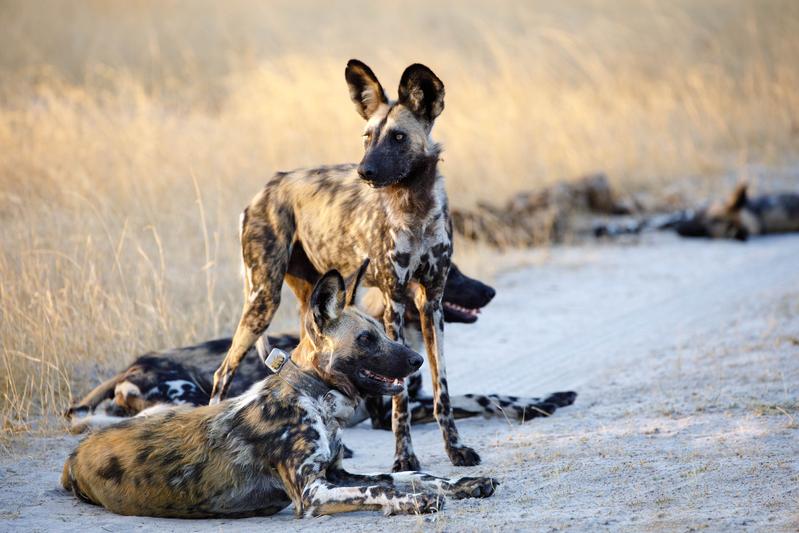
[1,0,798,434]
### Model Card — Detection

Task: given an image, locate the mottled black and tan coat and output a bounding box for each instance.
[62,269,498,518]
[209,60,478,470]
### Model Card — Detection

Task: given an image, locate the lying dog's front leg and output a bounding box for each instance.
[383,294,420,472]
[327,468,499,500]
[301,477,444,517]
[415,284,480,466]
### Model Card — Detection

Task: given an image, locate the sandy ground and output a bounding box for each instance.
[2,233,798,532]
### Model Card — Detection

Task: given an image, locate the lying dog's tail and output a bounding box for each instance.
[406,391,578,426]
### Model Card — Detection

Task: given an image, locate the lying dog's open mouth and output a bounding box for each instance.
[358,368,405,394]
[443,301,481,323]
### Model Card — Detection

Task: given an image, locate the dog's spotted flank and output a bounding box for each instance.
[62,268,498,518]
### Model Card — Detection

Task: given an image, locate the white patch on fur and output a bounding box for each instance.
[114,380,141,399]
[231,378,268,412]
[162,380,195,401]
[297,396,332,474]
[69,412,130,433]
[135,403,178,418]
[322,391,356,422]
[248,286,263,303]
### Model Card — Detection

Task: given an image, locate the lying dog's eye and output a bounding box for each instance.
[357,332,375,346]
[393,132,405,142]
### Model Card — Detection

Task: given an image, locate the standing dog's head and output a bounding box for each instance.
[301,261,424,399]
[675,184,752,241]
[345,59,444,187]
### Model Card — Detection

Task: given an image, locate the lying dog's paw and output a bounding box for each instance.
[449,476,499,499]
[447,445,481,467]
[392,453,421,472]
[386,492,445,515]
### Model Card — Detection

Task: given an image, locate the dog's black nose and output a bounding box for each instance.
[483,286,496,301]
[409,353,424,371]
[358,165,376,181]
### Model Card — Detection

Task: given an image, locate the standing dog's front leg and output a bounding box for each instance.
[383,293,420,472]
[415,284,481,466]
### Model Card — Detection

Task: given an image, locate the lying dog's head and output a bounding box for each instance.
[442,264,496,323]
[676,183,751,241]
[302,261,423,399]
[345,59,444,188]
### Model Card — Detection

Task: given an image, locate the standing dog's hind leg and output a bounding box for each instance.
[415,285,480,466]
[210,211,292,403]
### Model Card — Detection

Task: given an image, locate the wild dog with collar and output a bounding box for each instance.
[62,267,498,518]
[209,60,478,470]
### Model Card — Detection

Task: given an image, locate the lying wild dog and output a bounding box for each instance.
[62,268,498,518]
[66,264,575,434]
[451,173,634,248]
[594,184,799,241]
[674,183,799,240]
[210,60,477,470]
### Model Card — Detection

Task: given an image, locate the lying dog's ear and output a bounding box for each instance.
[310,269,346,332]
[726,182,748,211]
[346,59,388,120]
[398,63,445,126]
[346,258,370,306]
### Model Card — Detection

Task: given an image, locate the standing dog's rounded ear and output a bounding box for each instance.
[726,182,749,211]
[345,59,388,120]
[346,258,370,307]
[398,63,445,126]
[310,269,346,331]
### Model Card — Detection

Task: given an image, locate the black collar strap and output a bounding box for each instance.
[265,348,332,400]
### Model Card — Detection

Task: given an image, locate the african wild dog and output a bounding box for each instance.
[594,184,799,241]
[62,267,498,518]
[674,183,799,240]
[66,264,576,436]
[210,60,477,470]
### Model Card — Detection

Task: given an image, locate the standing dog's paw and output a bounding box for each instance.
[449,476,499,499]
[447,445,481,466]
[392,453,421,472]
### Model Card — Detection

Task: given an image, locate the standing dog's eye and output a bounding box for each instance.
[393,132,405,142]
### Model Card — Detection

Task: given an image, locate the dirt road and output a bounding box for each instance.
[2,233,798,532]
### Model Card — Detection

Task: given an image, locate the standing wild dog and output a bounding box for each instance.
[675,183,799,240]
[210,60,477,470]
[62,268,498,518]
